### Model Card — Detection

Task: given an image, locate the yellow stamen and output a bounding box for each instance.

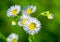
[28,23,36,30]
[11,9,17,14]
[26,8,32,14]
[12,38,17,42]
[22,19,27,25]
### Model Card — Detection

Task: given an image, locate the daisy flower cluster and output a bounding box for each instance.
[6,4,54,42]
[7,5,41,35]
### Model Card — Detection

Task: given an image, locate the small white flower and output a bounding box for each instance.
[22,5,36,15]
[12,21,16,25]
[41,11,54,19]
[18,14,31,26]
[7,5,21,17]
[7,33,18,42]
[23,17,41,35]
[47,14,54,19]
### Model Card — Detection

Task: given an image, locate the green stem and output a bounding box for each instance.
[32,35,35,40]
[0,33,7,41]
[37,11,48,18]
[37,13,41,18]
[28,36,32,42]
[28,35,35,42]
[16,15,20,20]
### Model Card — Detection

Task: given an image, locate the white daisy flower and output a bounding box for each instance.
[12,21,16,25]
[22,5,36,15]
[47,13,54,19]
[7,5,21,17]
[18,14,31,26]
[23,17,41,35]
[7,33,18,42]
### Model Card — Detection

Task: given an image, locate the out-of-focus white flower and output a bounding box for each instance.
[22,5,36,15]
[7,33,18,42]
[47,13,54,19]
[18,14,31,26]
[23,17,41,35]
[46,11,54,19]
[41,11,54,19]
[7,5,21,17]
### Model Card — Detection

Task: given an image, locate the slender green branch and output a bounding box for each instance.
[32,35,35,40]
[37,12,46,18]
[28,35,35,42]
[16,15,20,20]
[37,13,41,18]
[16,15,20,18]
[0,33,7,41]
[37,11,48,18]
[28,36,32,42]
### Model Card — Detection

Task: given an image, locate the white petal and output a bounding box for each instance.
[32,6,36,13]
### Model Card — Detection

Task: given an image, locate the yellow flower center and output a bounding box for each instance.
[26,8,32,14]
[12,38,17,42]
[11,9,17,15]
[28,23,36,30]
[22,19,27,25]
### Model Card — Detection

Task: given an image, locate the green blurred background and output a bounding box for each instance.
[0,0,60,42]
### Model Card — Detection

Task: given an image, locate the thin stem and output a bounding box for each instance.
[32,35,35,40]
[0,33,7,41]
[16,15,20,20]
[28,35,35,42]
[37,11,48,18]
[17,15,20,18]
[28,36,32,42]
[37,13,41,18]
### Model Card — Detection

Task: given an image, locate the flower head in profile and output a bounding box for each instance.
[41,11,54,19]
[7,33,18,42]
[22,5,36,15]
[46,11,54,19]
[7,5,21,17]
[47,13,54,19]
[18,14,31,26]
[23,17,41,35]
